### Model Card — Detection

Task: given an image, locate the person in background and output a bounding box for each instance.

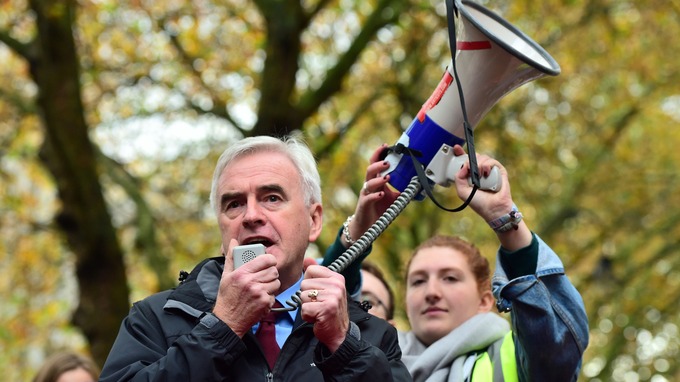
[360,261,396,325]
[99,135,410,381]
[33,351,99,382]
[324,144,589,381]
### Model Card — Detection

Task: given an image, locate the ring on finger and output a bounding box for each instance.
[362,181,369,195]
[308,289,319,302]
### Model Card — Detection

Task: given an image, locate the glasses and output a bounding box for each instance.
[360,293,387,311]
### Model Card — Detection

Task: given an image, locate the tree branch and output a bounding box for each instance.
[0,29,35,60]
[97,147,176,291]
[314,87,386,161]
[149,9,243,130]
[297,0,408,119]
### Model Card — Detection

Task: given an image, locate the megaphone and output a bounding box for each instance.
[382,0,560,196]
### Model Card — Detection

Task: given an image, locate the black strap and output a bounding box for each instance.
[386,0,480,212]
[445,0,481,189]
[386,1,483,212]
[392,143,477,212]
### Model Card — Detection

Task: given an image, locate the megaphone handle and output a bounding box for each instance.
[450,154,502,192]
[473,165,501,192]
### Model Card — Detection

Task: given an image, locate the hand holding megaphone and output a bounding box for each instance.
[425,143,501,192]
[448,145,525,230]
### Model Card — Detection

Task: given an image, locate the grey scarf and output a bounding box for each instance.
[398,312,510,382]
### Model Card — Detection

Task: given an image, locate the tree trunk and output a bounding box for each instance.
[28,0,130,366]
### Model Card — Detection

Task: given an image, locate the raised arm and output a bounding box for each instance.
[452,144,589,381]
[322,144,399,294]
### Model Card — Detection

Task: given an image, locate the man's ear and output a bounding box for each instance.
[308,203,323,242]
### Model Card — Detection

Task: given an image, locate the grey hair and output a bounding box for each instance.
[209,135,322,218]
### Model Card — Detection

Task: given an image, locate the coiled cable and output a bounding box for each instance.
[273,176,422,312]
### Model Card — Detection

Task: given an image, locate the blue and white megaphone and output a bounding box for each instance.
[276,1,563,314]
[382,0,560,197]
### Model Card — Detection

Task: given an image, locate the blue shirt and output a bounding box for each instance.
[251,274,301,348]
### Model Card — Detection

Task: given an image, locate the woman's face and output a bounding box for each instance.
[405,246,492,346]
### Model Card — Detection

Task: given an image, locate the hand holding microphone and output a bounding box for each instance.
[213,239,280,338]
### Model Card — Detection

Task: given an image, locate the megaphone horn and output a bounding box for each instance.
[382,0,560,196]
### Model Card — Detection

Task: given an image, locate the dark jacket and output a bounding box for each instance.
[99,257,411,382]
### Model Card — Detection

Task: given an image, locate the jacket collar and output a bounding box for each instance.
[164,256,222,318]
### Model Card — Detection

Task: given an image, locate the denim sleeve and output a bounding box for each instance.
[321,227,372,300]
[492,234,589,382]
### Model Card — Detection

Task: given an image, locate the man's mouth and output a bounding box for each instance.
[242,237,274,248]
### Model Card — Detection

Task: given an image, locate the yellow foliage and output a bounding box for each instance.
[2,0,680,379]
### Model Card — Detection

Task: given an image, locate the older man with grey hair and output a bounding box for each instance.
[100,135,410,382]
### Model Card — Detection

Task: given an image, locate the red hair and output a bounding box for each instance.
[406,235,490,294]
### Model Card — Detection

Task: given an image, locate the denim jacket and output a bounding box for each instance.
[492,234,589,381]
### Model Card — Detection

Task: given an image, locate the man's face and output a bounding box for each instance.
[361,270,392,322]
[215,150,323,290]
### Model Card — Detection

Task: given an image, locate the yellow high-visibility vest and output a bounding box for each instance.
[470,332,518,382]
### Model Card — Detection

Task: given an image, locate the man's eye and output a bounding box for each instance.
[265,195,282,202]
[225,200,241,210]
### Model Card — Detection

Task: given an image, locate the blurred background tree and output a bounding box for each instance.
[1,0,679,380]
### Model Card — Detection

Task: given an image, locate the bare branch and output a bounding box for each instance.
[0,87,36,114]
[297,0,408,119]
[314,87,386,161]
[140,4,244,131]
[0,29,35,60]
[97,147,175,290]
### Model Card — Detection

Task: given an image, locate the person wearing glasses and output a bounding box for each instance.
[360,261,395,325]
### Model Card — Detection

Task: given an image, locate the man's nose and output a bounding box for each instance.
[242,199,266,226]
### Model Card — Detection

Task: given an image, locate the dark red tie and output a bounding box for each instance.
[255,301,282,369]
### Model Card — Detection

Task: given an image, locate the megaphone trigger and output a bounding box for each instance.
[478,166,501,192]
[425,144,501,192]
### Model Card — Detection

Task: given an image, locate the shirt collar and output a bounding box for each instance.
[276,274,302,322]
